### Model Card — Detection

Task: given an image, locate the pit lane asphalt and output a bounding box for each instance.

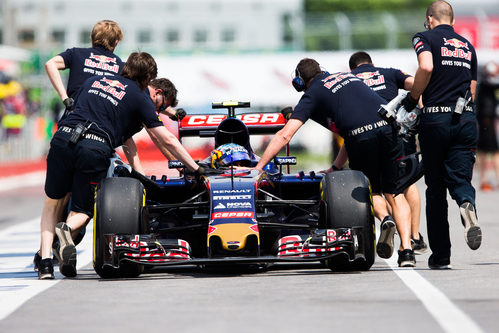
[0,179,498,333]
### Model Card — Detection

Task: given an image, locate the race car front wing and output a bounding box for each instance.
[101,227,367,269]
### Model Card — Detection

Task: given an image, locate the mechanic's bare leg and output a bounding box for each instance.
[384,193,412,250]
[404,184,421,239]
[372,193,391,221]
[40,196,67,259]
[66,211,90,234]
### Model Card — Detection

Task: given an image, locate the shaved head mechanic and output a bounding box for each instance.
[254,58,416,267]
[404,0,481,269]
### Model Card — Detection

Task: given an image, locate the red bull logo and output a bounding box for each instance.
[356,71,385,87]
[84,53,120,73]
[101,78,127,90]
[91,79,127,100]
[89,53,116,63]
[441,41,472,61]
[355,71,380,80]
[443,38,469,50]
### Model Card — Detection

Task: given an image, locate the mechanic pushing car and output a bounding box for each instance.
[403,0,481,269]
[254,58,416,267]
[36,20,126,278]
[37,52,204,279]
[348,51,428,256]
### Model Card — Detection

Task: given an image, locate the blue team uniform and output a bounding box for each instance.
[290,72,404,194]
[352,63,411,102]
[412,24,478,259]
[46,75,163,217]
[352,63,417,154]
[59,46,125,100]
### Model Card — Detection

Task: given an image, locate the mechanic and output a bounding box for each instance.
[476,62,499,191]
[37,52,204,279]
[404,0,480,269]
[36,20,126,277]
[348,51,427,255]
[144,78,187,163]
[254,58,416,267]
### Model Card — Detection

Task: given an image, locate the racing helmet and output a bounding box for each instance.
[211,143,251,168]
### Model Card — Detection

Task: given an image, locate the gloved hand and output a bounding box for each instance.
[281,106,293,121]
[170,108,186,121]
[63,97,74,110]
[401,94,418,112]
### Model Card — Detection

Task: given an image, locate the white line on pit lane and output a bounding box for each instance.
[384,256,484,333]
[0,217,93,321]
[0,171,45,193]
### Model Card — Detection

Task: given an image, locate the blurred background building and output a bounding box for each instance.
[0,0,498,165]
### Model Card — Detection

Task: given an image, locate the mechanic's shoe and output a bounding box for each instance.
[376,216,396,259]
[428,254,451,270]
[54,222,77,277]
[34,251,59,271]
[397,249,416,267]
[460,202,482,250]
[411,233,428,255]
[38,258,54,280]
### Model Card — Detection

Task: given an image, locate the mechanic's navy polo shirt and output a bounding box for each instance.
[412,24,477,107]
[59,46,125,100]
[352,63,411,102]
[290,72,387,138]
[60,75,163,148]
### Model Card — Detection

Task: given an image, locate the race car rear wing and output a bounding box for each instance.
[178,101,286,139]
[178,113,286,138]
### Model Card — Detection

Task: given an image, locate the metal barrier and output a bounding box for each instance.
[0,116,49,163]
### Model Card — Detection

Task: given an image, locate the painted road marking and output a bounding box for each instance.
[0,217,93,321]
[0,171,45,193]
[385,256,484,333]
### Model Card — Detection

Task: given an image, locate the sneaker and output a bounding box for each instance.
[428,254,451,269]
[397,249,416,267]
[33,251,41,272]
[38,258,54,280]
[376,216,396,259]
[411,233,428,255]
[33,251,59,271]
[459,202,482,250]
[54,222,77,277]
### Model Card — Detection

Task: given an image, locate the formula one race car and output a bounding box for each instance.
[93,101,375,278]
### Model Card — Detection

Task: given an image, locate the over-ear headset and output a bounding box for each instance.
[292,67,305,92]
[292,67,330,92]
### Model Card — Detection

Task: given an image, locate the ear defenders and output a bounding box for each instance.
[292,67,331,92]
[292,68,306,92]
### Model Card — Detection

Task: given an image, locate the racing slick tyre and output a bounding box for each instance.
[94,177,146,278]
[320,170,375,272]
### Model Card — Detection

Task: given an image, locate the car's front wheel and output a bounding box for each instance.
[320,170,375,272]
[94,177,146,278]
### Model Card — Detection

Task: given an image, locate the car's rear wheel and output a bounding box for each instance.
[94,177,146,278]
[320,170,375,272]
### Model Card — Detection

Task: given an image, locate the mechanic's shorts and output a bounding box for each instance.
[45,130,113,217]
[344,125,404,194]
